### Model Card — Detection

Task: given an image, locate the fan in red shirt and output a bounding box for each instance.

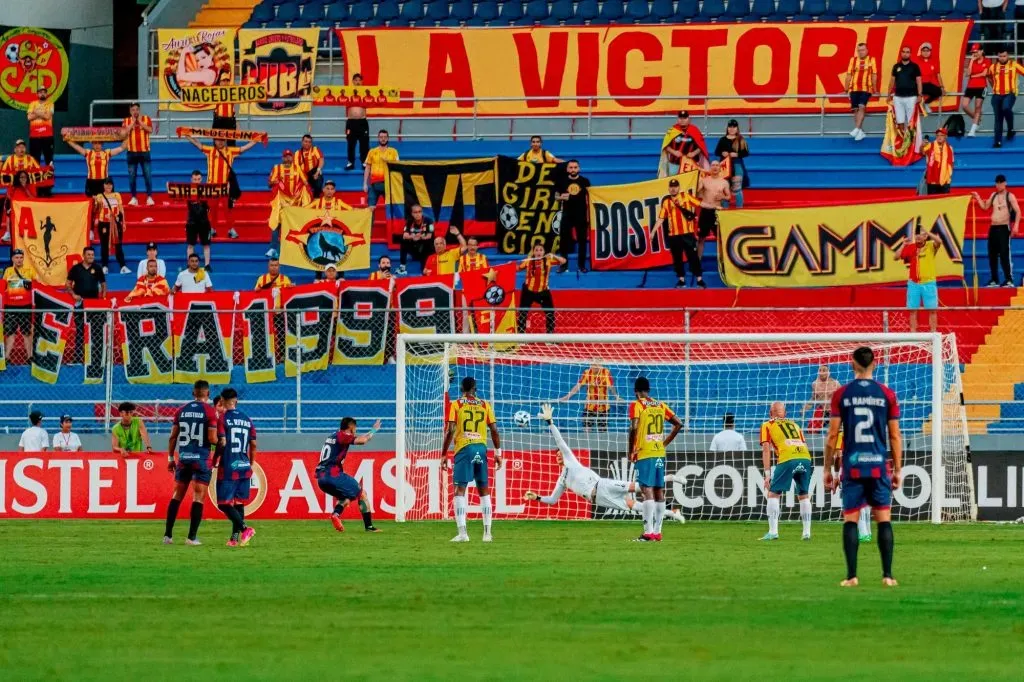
[917,43,945,111]
[961,44,989,137]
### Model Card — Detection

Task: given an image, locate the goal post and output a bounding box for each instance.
[395,332,974,524]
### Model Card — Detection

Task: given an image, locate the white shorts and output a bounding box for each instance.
[595,479,632,511]
[893,96,917,125]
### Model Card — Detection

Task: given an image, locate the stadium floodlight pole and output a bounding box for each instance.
[931,332,944,524]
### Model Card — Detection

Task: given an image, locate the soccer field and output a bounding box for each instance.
[0,521,1021,681]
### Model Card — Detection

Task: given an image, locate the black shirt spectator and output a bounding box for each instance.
[555,162,591,272]
[891,60,922,97]
[67,258,106,300]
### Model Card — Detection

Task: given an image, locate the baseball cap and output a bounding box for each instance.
[324,179,336,187]
[12,248,24,256]
[282,149,293,157]
[325,263,338,271]
[145,241,158,250]
[60,414,73,424]
[668,178,680,187]
[936,127,948,135]
[972,43,982,52]
[920,42,932,50]
[996,174,1007,183]
[14,138,25,146]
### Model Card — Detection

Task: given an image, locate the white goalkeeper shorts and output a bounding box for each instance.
[595,479,631,512]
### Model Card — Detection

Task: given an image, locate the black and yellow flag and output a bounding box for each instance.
[11,197,89,286]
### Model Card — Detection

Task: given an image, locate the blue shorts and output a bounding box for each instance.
[770,458,813,496]
[906,280,938,310]
[175,460,212,485]
[317,472,361,501]
[453,444,488,488]
[842,475,892,512]
[216,478,251,505]
[635,457,666,488]
[849,91,870,109]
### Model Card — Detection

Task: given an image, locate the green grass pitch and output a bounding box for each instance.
[0,520,1021,681]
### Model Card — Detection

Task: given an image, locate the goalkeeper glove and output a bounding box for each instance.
[537,403,554,422]
[524,491,539,501]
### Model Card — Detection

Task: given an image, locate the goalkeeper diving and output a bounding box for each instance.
[524,404,683,521]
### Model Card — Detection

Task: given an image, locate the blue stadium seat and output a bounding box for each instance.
[877,0,902,17]
[275,3,301,22]
[851,0,876,15]
[326,1,350,23]
[550,0,576,21]
[375,0,400,23]
[699,0,726,20]
[526,0,551,21]
[930,0,954,14]
[599,0,626,21]
[951,0,978,15]
[450,0,473,20]
[425,1,450,22]
[250,3,276,22]
[437,16,462,25]
[265,18,290,27]
[499,1,526,23]
[626,0,651,22]
[399,0,425,24]
[747,0,776,20]
[801,0,827,17]
[577,0,601,22]
[675,0,700,20]
[650,0,675,20]
[902,0,926,15]
[474,2,500,23]
[824,0,852,18]
[725,0,750,19]
[348,1,374,23]
[776,0,800,17]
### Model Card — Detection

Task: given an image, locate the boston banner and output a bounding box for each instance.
[280,206,372,273]
[718,195,968,288]
[238,28,319,116]
[588,172,699,271]
[335,22,970,116]
[157,28,235,111]
[496,155,566,255]
[11,197,89,286]
[384,158,496,234]
[0,26,71,111]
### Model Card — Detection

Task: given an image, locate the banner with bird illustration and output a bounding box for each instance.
[10,197,89,286]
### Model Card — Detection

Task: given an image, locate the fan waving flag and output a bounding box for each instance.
[280,205,371,272]
[881,102,924,166]
[462,262,518,334]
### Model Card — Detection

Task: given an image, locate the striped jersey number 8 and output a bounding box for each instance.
[177,421,204,448]
[462,409,485,435]
[646,413,664,435]
[853,407,875,444]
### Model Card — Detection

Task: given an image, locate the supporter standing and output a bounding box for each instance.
[66,246,106,361]
[124,259,171,302]
[296,134,325,198]
[398,204,434,275]
[887,47,922,136]
[122,102,155,206]
[987,50,1024,148]
[94,178,129,274]
[64,135,126,197]
[917,43,945,113]
[51,415,83,452]
[3,248,36,361]
[922,128,954,194]
[653,177,704,289]
[972,174,1020,287]
[267,149,311,255]
[111,402,154,456]
[345,72,370,171]
[979,0,1007,53]
[962,44,990,137]
[136,242,166,279]
[174,253,213,293]
[364,130,398,212]
[697,161,731,260]
[457,237,489,273]
[516,243,565,334]
[659,111,707,176]
[709,413,747,452]
[899,229,941,332]
[26,86,54,173]
[2,171,36,243]
[19,411,48,452]
[184,171,214,269]
[713,120,749,207]
[844,43,877,142]
[255,256,293,290]
[1,139,41,176]
[519,136,562,163]
[183,134,260,208]
[304,180,351,211]
[555,159,591,272]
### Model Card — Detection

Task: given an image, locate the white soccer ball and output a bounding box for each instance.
[498,204,519,230]
[513,410,531,428]
[4,43,19,64]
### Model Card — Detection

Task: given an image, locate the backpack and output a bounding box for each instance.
[944,113,966,139]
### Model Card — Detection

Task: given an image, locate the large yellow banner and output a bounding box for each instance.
[238,29,319,116]
[11,198,89,286]
[158,28,235,111]
[718,195,968,288]
[280,206,372,273]
[335,21,970,116]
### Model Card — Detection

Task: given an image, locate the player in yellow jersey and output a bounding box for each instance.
[760,401,813,541]
[628,376,683,542]
[831,429,872,542]
[442,376,502,543]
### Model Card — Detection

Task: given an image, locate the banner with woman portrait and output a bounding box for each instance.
[157,28,235,111]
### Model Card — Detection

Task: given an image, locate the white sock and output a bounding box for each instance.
[454,495,467,535]
[654,500,666,533]
[642,499,656,534]
[969,122,978,132]
[480,495,492,534]
[859,507,872,536]
[799,498,812,535]
[767,497,780,535]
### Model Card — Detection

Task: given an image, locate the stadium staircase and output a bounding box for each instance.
[190,0,263,28]
[957,290,1024,433]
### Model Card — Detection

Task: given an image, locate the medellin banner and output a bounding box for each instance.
[0,26,71,111]
[495,156,567,255]
[157,28,234,111]
[238,29,319,116]
[384,158,497,234]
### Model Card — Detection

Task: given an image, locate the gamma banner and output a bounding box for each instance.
[238,28,319,116]
[588,172,699,271]
[718,195,968,288]
[0,26,71,111]
[335,22,971,116]
[157,28,234,111]
[280,206,372,273]
[383,158,497,234]
[11,197,89,286]
[495,155,567,255]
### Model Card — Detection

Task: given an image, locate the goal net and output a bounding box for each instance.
[395,333,974,524]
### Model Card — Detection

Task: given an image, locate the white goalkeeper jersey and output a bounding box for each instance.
[540,423,601,503]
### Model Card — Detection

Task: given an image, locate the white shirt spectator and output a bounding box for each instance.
[19,426,49,452]
[709,428,747,452]
[174,269,213,293]
[52,430,83,452]
[137,258,167,279]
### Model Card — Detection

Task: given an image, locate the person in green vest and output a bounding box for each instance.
[111,401,154,456]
